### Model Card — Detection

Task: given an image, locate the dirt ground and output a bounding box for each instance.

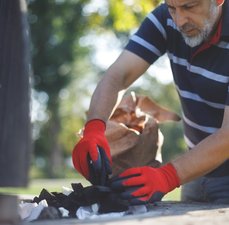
[20,201,229,225]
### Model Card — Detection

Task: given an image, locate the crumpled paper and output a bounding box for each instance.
[105,92,180,176]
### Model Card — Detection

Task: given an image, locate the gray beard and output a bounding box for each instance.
[180,3,219,47]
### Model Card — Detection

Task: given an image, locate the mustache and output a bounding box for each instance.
[178,23,199,33]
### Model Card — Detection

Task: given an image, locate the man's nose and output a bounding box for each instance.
[174,9,188,28]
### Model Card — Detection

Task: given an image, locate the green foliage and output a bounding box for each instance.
[58,58,100,155]
[28,0,91,177]
[29,0,90,96]
[108,0,161,32]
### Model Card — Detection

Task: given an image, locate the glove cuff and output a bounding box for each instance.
[84,119,106,135]
[160,163,180,191]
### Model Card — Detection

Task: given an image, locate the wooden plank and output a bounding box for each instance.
[0,0,31,186]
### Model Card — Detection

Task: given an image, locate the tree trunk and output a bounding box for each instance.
[48,115,64,178]
[0,0,31,186]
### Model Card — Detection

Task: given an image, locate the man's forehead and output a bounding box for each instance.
[165,0,201,7]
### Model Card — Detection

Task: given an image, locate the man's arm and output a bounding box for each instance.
[172,106,229,184]
[72,50,150,183]
[87,50,150,122]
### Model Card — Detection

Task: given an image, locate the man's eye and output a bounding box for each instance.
[183,4,196,10]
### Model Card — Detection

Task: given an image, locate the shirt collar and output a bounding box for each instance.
[191,18,222,58]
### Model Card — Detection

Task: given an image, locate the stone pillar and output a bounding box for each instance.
[0,0,31,187]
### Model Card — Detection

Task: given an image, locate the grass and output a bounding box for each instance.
[163,187,181,201]
[0,177,90,197]
[0,177,181,201]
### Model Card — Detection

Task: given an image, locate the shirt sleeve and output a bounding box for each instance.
[125,4,168,65]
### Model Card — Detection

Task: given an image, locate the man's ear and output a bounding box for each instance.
[216,0,225,6]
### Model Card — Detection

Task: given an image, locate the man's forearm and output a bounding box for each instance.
[87,70,127,123]
[172,128,229,184]
[86,51,150,123]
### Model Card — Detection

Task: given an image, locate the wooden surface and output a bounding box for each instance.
[20,201,229,225]
[0,0,31,186]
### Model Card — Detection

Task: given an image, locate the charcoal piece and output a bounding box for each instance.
[51,192,72,211]
[67,184,111,207]
[82,185,111,204]
[64,185,112,217]
[33,189,62,208]
[71,183,84,192]
[32,183,131,219]
[98,192,129,214]
[62,192,82,217]
[37,206,61,220]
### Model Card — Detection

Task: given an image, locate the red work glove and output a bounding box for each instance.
[72,119,112,185]
[111,163,180,205]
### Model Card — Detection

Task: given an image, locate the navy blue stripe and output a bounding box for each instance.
[125,41,159,64]
[191,45,229,76]
[183,122,212,145]
[171,63,229,105]
[180,98,224,128]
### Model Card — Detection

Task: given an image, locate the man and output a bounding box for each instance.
[72,0,229,204]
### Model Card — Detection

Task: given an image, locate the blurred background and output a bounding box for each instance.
[1,0,185,200]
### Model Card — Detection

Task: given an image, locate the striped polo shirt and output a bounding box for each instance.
[125,2,229,177]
